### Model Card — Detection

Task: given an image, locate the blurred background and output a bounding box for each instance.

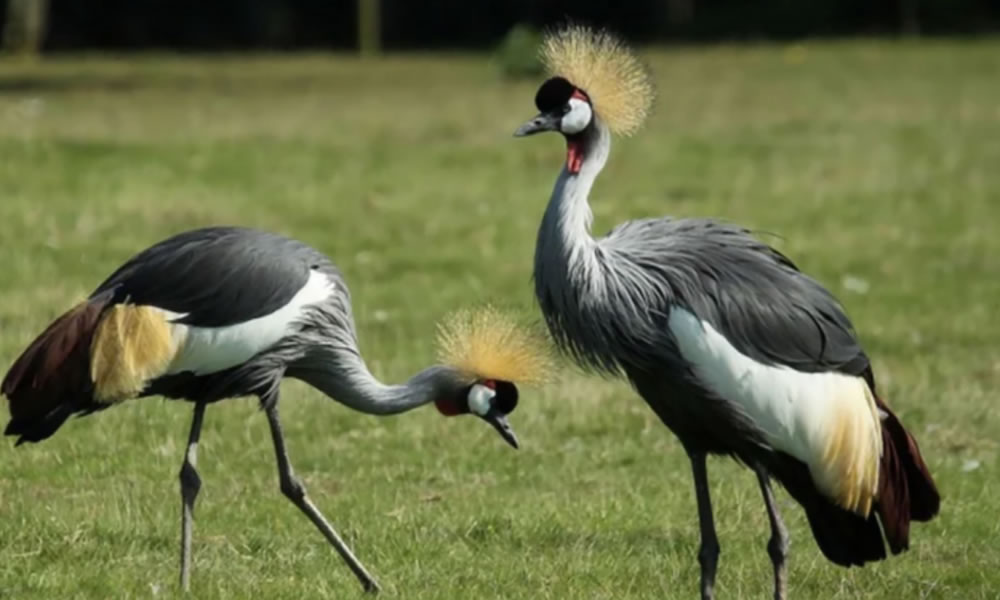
[1,2,999,599]
[2,0,1000,56]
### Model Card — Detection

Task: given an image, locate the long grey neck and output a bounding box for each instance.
[535,119,612,289]
[292,343,465,416]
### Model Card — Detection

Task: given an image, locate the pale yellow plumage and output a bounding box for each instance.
[436,306,555,386]
[90,305,181,403]
[540,25,654,136]
[812,377,883,516]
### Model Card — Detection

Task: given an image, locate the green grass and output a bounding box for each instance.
[1,40,999,598]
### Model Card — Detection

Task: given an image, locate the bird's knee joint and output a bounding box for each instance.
[698,541,720,568]
[179,462,202,498]
[767,533,789,561]
[280,475,305,501]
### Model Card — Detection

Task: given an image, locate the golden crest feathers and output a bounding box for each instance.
[541,25,654,136]
[436,306,555,386]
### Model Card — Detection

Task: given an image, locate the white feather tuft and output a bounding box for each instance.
[167,270,336,376]
[668,307,882,515]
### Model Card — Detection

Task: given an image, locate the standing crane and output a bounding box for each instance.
[513,26,940,599]
[2,226,551,593]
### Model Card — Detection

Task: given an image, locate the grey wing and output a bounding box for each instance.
[91,227,339,328]
[608,218,874,382]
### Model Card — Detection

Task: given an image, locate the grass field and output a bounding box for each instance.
[0,40,999,598]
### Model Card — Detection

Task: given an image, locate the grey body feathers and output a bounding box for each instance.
[533,122,872,454]
[95,227,326,327]
[538,216,871,379]
[93,226,468,412]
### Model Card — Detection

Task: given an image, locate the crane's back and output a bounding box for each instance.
[2,227,354,444]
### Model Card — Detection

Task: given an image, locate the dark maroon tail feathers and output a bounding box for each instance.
[767,395,940,568]
[2,291,113,444]
[766,452,888,567]
[873,398,941,554]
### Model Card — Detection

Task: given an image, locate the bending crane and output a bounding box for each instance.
[2,226,549,592]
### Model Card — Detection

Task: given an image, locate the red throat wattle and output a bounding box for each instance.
[434,397,461,416]
[566,140,583,174]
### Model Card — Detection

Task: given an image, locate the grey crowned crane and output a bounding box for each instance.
[514,26,940,599]
[2,226,551,593]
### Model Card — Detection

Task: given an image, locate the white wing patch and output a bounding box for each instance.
[166,270,335,376]
[668,307,883,515]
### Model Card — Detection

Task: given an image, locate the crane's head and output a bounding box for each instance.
[433,306,555,450]
[513,25,653,172]
[436,378,521,448]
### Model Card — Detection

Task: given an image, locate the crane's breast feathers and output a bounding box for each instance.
[668,307,883,516]
[90,269,336,402]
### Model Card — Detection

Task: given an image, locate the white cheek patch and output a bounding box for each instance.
[467,383,495,417]
[561,98,592,135]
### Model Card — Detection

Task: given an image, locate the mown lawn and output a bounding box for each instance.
[0,40,998,598]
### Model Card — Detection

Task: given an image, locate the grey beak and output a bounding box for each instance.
[514,112,560,137]
[480,407,519,449]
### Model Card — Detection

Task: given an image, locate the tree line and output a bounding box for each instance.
[3,0,998,55]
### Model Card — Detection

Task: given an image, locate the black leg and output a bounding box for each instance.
[179,402,206,592]
[754,465,790,600]
[264,396,380,593]
[689,451,719,600]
